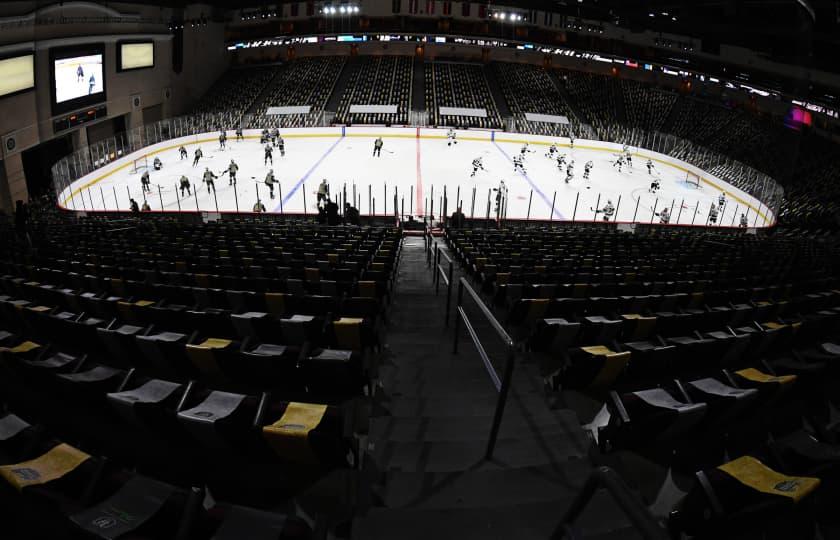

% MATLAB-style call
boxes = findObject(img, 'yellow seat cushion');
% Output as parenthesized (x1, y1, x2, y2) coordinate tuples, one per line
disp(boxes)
(263, 402, 328, 463)
(736, 368, 796, 386)
(0, 443, 91, 491)
(718, 456, 819, 503)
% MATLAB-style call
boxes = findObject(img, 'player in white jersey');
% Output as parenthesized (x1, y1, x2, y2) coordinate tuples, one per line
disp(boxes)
(470, 157, 485, 177)
(447, 128, 457, 146)
(583, 161, 593, 180)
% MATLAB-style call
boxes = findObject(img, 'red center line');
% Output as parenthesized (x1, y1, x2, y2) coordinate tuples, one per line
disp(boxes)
(415, 128, 423, 215)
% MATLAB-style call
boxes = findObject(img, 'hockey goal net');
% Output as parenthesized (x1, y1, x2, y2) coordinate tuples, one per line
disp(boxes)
(130, 156, 148, 175)
(685, 171, 701, 189)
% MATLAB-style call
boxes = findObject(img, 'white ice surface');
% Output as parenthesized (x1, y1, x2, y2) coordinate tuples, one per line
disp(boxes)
(60, 127, 773, 227)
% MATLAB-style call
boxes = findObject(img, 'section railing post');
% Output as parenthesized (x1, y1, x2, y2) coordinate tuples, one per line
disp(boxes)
(453, 279, 464, 354)
(445, 261, 453, 327)
(486, 343, 515, 460)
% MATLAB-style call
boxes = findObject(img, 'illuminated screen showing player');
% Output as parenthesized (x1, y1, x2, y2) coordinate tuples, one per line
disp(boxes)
(54, 54, 104, 103)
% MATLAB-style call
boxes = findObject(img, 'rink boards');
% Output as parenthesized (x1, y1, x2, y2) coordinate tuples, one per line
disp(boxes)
(58, 126, 774, 227)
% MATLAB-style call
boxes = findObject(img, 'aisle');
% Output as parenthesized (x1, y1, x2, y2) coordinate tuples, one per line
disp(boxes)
(354, 236, 637, 539)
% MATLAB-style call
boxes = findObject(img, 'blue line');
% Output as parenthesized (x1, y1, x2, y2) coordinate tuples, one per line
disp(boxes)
(492, 142, 565, 220)
(274, 136, 343, 212)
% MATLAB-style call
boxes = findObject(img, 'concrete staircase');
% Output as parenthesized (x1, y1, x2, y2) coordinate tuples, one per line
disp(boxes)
(352, 237, 638, 539)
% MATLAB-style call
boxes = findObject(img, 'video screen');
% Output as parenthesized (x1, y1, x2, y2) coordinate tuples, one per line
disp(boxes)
(54, 53, 103, 104)
(119, 42, 154, 71)
(0, 54, 34, 98)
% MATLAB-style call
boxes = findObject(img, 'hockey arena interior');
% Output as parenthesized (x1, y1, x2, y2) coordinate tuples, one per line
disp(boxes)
(2, 1, 840, 539)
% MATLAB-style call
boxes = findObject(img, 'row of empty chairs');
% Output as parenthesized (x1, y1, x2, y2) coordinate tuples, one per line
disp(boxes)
(424, 62, 502, 130)
(335, 56, 413, 125)
(248, 56, 345, 129)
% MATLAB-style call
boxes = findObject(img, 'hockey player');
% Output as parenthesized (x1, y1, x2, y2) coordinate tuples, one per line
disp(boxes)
(447, 128, 457, 146)
(569, 133, 575, 149)
(659, 207, 671, 224)
(260, 128, 270, 145)
(513, 155, 526, 173)
(612, 155, 624, 172)
(470, 157, 485, 178)
(520, 143, 534, 159)
(179, 175, 191, 197)
(597, 200, 615, 222)
(317, 179, 329, 205)
(129, 198, 139, 213)
(253, 199, 266, 213)
(192, 148, 203, 167)
(235, 126, 244, 142)
(718, 192, 726, 210)
(556, 154, 567, 170)
(140, 170, 151, 193)
(625, 151, 633, 168)
(373, 137, 384, 157)
(649, 177, 661, 194)
(203, 167, 217, 194)
(228, 159, 239, 186)
(546, 144, 558, 159)
(88, 74, 96, 95)
(565, 167, 574, 184)
(271, 127, 280, 147)
(708, 204, 719, 225)
(219, 131, 227, 150)
(76, 65, 84, 82)
(153, 157, 162, 171)
(264, 144, 273, 166)
(583, 161, 593, 181)
(264, 169, 277, 199)
(739, 213, 748, 228)
(179, 146, 188, 160)
(646, 159, 655, 175)
(141, 200, 151, 212)
(277, 135, 285, 157)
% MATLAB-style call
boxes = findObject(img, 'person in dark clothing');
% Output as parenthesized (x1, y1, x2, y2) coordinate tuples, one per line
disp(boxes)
(129, 198, 140, 213)
(344, 202, 360, 225)
(326, 198, 339, 225)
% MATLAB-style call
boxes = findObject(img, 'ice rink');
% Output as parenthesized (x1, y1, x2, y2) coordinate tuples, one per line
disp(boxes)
(59, 127, 774, 227)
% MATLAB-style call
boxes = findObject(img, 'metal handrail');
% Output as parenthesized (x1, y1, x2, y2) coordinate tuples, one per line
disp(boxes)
(452, 277, 516, 459)
(550, 466, 668, 540)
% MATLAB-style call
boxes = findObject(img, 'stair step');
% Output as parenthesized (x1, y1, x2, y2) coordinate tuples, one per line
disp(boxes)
(354, 494, 635, 540)
(368, 434, 590, 473)
(369, 410, 583, 443)
(378, 463, 589, 509)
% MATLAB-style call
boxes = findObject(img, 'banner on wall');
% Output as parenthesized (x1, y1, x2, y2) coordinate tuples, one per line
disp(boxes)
(438, 107, 487, 117)
(267, 106, 312, 115)
(349, 105, 398, 114)
(525, 113, 570, 124)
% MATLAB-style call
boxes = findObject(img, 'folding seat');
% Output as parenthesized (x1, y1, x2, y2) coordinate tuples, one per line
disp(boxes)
(135, 331, 193, 380)
(673, 455, 820, 539)
(703, 331, 751, 368)
(623, 340, 678, 379)
(260, 400, 351, 465)
(177, 389, 263, 452)
(581, 316, 623, 345)
(106, 378, 184, 431)
(0, 442, 98, 502)
(598, 388, 706, 454)
(236, 342, 304, 392)
(185, 337, 242, 387)
(682, 377, 760, 436)
(620, 314, 657, 341)
(0, 413, 39, 463)
(552, 345, 631, 394)
(529, 318, 581, 377)
(68, 475, 202, 539)
(95, 322, 148, 370)
(297, 295, 339, 317)
(184, 308, 236, 339)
